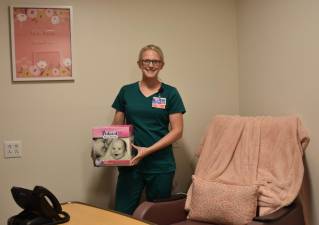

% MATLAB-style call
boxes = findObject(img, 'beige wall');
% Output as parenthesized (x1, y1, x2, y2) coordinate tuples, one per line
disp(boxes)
(0, 0, 239, 223)
(238, 0, 319, 225)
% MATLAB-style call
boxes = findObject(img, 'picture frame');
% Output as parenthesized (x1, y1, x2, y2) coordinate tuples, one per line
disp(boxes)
(9, 5, 74, 81)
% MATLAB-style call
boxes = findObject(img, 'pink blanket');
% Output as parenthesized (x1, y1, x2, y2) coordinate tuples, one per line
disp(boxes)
(186, 115, 310, 216)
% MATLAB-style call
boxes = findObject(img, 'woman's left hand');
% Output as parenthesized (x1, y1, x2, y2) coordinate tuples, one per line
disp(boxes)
(130, 144, 149, 166)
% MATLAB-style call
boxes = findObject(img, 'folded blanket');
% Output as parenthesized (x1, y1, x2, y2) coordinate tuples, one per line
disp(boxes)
(186, 115, 310, 221)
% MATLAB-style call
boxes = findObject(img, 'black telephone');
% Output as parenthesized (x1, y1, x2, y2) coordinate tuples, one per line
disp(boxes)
(8, 186, 70, 225)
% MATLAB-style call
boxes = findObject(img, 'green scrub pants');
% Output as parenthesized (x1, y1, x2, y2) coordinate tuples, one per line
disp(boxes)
(114, 168, 175, 215)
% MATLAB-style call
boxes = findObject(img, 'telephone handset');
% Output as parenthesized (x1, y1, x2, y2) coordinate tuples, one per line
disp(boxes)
(8, 186, 70, 225)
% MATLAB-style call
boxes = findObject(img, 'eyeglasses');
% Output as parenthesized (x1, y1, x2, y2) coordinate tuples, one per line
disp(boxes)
(140, 59, 163, 67)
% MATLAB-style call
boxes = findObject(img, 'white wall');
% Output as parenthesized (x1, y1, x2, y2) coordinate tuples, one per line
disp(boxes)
(238, 1, 319, 225)
(0, 0, 239, 223)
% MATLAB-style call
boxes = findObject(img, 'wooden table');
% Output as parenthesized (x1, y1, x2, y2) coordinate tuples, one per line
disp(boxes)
(62, 202, 154, 225)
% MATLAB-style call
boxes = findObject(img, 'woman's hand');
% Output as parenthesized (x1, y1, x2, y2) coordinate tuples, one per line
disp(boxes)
(130, 144, 149, 166)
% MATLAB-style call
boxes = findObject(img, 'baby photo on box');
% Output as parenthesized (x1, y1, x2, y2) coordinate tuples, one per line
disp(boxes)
(91, 125, 134, 166)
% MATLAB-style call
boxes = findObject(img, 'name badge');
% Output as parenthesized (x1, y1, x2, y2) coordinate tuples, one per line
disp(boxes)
(152, 97, 166, 109)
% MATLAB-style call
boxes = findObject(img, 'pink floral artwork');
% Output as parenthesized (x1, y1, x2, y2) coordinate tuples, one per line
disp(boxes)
(11, 6, 73, 81)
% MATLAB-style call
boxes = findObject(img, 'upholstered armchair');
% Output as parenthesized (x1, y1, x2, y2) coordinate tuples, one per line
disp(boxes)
(133, 115, 309, 225)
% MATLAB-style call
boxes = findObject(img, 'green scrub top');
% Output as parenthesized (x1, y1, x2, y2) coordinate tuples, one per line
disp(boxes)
(112, 82, 186, 173)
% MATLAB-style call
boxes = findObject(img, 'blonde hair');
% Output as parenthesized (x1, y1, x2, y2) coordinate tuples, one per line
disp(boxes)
(138, 44, 164, 62)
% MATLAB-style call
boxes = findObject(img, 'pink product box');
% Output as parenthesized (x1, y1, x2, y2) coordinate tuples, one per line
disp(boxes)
(92, 125, 134, 166)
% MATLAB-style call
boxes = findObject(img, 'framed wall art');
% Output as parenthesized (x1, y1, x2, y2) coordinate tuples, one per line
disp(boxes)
(10, 6, 74, 81)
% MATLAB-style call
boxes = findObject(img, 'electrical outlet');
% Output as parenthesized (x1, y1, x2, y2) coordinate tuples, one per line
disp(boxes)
(4, 141, 22, 158)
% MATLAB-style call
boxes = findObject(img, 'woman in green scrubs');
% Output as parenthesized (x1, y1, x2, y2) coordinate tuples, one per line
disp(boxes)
(111, 44, 186, 215)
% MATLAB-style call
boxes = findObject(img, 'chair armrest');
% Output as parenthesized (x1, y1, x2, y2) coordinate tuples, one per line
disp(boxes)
(253, 203, 295, 222)
(252, 199, 304, 225)
(133, 194, 188, 225)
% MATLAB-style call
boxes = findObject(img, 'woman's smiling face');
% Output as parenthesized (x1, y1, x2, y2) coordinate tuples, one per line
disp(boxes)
(138, 49, 164, 79)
